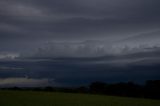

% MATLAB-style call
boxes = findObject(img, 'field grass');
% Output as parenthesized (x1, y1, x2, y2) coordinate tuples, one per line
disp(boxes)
(0, 91, 160, 106)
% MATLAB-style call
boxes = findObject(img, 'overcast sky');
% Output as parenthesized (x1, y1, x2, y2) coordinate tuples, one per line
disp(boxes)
(0, 0, 160, 54)
(1, 0, 160, 87)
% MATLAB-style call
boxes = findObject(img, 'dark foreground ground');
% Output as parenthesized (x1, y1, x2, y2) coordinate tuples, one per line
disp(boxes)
(0, 91, 160, 106)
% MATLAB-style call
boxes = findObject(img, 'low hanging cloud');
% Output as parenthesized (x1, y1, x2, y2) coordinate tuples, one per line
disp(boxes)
(19, 40, 110, 58)
(18, 38, 160, 59)
(0, 52, 19, 60)
(19, 40, 133, 58)
(16, 40, 160, 68)
(0, 66, 24, 70)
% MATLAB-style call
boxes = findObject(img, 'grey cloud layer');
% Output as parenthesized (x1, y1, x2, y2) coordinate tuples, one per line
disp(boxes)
(1, 0, 160, 87)
(1, 0, 160, 53)
(17, 40, 160, 68)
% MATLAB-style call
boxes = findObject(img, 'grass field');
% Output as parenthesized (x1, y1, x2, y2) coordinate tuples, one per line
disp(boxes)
(0, 91, 160, 106)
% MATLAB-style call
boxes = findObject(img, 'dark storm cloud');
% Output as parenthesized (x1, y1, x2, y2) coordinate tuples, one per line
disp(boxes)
(1, 0, 160, 47)
(1, 48, 160, 86)
(1, 0, 160, 87)
(1, 43, 160, 87)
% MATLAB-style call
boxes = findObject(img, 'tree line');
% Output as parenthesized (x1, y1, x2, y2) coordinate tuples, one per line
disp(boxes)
(1, 80, 160, 99)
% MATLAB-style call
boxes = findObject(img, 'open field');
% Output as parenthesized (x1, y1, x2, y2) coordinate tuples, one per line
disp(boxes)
(0, 91, 160, 106)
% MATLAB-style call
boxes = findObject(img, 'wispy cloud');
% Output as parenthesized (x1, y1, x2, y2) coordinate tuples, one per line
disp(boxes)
(0, 1, 49, 20)
(0, 66, 24, 70)
(0, 52, 19, 60)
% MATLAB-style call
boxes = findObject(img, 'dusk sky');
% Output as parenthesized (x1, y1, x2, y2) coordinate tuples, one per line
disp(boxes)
(0, 0, 160, 87)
